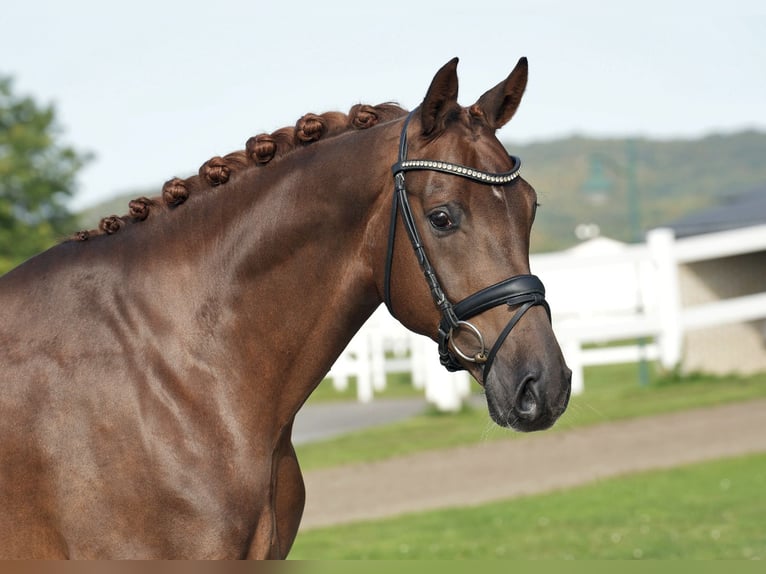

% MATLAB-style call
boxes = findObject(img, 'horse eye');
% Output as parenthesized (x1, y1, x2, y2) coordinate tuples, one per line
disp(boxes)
(428, 210, 454, 230)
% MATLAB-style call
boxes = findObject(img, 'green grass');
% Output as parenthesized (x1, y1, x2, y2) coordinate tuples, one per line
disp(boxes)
(307, 370, 422, 403)
(295, 364, 766, 471)
(290, 452, 766, 559)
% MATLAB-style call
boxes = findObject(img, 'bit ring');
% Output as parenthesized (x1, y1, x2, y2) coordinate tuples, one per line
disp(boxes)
(449, 320, 488, 364)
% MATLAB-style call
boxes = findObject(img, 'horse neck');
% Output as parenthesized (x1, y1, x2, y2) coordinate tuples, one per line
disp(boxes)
(151, 123, 399, 415)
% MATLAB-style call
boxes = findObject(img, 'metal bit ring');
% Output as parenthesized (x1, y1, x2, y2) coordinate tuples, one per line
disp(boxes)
(449, 320, 488, 364)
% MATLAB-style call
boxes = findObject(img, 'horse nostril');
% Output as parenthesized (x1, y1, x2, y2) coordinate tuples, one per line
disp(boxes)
(519, 385, 536, 414)
(515, 376, 540, 417)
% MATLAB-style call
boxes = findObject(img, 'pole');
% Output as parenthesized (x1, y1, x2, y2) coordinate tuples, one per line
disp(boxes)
(625, 139, 649, 386)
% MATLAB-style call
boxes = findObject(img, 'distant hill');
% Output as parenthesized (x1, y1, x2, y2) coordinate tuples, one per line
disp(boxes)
(77, 130, 766, 253)
(508, 130, 766, 252)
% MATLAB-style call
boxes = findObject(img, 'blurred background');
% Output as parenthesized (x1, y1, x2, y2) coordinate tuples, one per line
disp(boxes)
(1, 0, 764, 560)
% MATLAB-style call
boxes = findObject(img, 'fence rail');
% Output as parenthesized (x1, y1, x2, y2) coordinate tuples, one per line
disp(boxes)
(327, 224, 766, 408)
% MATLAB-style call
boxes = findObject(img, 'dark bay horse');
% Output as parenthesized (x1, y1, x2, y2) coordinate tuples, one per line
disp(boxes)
(0, 58, 571, 558)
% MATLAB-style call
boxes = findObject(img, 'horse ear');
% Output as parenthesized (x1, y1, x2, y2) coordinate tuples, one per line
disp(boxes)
(472, 57, 528, 130)
(420, 57, 460, 136)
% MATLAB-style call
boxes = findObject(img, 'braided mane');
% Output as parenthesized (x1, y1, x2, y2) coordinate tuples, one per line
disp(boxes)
(72, 103, 407, 241)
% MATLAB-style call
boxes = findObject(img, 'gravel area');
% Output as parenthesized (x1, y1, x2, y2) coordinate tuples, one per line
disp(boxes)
(298, 399, 766, 530)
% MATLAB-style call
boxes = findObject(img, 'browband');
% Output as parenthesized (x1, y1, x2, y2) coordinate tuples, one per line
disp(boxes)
(392, 157, 521, 185)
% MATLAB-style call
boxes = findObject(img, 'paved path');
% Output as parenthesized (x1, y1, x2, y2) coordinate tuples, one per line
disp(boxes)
(293, 397, 431, 445)
(298, 399, 766, 530)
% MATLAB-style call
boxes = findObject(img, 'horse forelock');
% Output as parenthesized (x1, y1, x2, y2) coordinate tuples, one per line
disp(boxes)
(70, 103, 408, 242)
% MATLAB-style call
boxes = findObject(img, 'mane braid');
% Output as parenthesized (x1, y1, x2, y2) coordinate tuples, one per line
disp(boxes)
(70, 103, 407, 242)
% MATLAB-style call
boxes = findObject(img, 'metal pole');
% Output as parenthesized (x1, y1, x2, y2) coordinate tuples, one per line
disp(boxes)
(625, 139, 649, 386)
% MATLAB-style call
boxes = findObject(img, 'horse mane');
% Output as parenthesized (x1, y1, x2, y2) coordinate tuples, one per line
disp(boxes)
(71, 103, 408, 241)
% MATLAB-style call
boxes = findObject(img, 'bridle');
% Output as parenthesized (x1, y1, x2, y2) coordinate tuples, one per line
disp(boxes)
(384, 111, 551, 380)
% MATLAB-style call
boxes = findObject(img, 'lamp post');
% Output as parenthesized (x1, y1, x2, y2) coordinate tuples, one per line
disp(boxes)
(581, 139, 650, 386)
(581, 155, 611, 206)
(581, 140, 642, 242)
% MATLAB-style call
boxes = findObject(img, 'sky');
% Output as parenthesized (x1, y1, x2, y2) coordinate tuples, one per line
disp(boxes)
(2, 0, 764, 210)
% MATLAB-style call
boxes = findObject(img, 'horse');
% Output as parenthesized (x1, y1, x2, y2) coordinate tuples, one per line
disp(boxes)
(0, 57, 571, 559)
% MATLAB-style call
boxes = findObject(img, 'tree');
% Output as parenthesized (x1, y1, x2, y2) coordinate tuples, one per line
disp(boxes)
(0, 76, 90, 274)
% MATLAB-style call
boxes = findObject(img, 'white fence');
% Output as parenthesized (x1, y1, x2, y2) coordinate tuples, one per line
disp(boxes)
(538, 225, 766, 395)
(326, 308, 472, 411)
(327, 224, 766, 408)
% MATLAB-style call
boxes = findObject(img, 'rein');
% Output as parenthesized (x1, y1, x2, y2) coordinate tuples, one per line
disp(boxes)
(384, 111, 551, 379)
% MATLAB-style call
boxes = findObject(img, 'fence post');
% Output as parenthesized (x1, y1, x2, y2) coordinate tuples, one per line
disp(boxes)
(354, 332, 374, 403)
(409, 332, 428, 390)
(369, 328, 387, 393)
(328, 342, 353, 392)
(419, 339, 466, 411)
(647, 227, 682, 369)
(562, 338, 585, 395)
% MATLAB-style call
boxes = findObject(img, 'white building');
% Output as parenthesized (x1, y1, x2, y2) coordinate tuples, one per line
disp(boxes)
(664, 187, 766, 375)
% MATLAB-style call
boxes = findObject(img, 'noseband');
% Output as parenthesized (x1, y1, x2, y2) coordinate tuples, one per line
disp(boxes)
(384, 111, 551, 379)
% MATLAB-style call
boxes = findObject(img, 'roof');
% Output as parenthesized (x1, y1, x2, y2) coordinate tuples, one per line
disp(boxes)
(566, 236, 627, 256)
(665, 187, 766, 238)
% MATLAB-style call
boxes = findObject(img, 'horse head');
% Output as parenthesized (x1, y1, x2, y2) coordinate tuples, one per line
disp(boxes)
(381, 58, 572, 431)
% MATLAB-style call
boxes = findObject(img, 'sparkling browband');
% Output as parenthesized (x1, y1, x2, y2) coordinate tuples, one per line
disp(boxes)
(392, 155, 522, 185)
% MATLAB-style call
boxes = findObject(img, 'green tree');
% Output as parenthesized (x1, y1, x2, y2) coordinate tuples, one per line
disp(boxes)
(0, 76, 90, 273)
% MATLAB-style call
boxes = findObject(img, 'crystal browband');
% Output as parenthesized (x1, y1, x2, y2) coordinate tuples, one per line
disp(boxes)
(392, 155, 522, 185)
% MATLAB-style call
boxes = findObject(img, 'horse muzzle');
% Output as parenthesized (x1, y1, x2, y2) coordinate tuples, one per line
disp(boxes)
(484, 355, 572, 432)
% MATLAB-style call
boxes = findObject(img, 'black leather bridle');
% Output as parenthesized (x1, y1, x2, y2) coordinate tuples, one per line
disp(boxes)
(384, 111, 552, 379)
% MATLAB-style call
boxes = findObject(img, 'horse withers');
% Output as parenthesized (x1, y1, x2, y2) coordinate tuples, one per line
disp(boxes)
(0, 57, 571, 558)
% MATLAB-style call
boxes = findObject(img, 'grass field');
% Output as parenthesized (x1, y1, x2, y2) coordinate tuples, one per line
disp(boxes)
(289, 452, 766, 559)
(295, 364, 766, 471)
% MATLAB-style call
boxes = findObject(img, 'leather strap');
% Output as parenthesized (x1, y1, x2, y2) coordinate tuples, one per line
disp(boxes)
(383, 110, 551, 379)
(452, 274, 549, 322)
